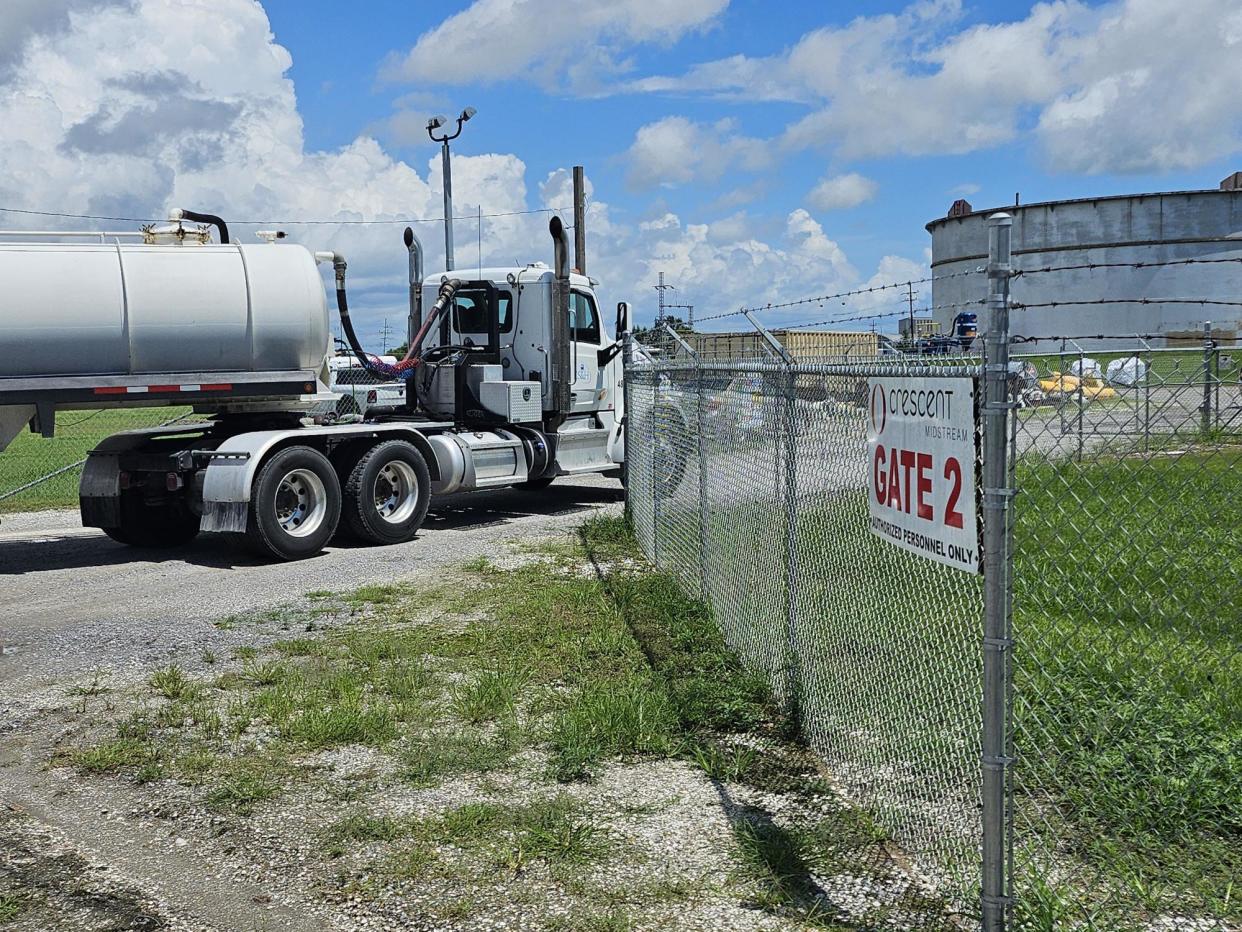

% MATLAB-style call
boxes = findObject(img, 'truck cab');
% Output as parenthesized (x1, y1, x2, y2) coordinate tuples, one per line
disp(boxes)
(417, 262, 625, 481)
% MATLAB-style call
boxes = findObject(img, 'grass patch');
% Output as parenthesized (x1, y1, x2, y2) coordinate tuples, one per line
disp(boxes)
(204, 763, 281, 814)
(328, 795, 605, 872)
(149, 665, 200, 701)
(0, 892, 23, 922)
(549, 676, 679, 781)
(1014, 449, 1242, 918)
(399, 726, 518, 787)
(451, 666, 530, 723)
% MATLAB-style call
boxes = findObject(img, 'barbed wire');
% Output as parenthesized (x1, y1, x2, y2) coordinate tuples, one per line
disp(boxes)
(781, 309, 907, 330)
(695, 269, 985, 325)
(0, 205, 571, 226)
(1012, 256, 1242, 277)
(1012, 297, 1242, 310)
(1011, 333, 1242, 344)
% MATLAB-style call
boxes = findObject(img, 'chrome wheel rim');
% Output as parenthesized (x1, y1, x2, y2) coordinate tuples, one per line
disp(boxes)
(373, 460, 418, 524)
(274, 468, 327, 538)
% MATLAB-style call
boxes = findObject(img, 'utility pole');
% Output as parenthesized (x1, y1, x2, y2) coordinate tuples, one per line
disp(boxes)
(572, 165, 587, 275)
(426, 106, 477, 272)
(654, 272, 675, 326)
(380, 318, 393, 352)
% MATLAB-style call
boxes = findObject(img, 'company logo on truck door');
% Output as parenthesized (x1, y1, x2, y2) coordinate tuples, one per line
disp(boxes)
(866, 375, 981, 574)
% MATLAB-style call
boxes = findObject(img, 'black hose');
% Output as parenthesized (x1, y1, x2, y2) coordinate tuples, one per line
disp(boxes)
(178, 209, 230, 245)
(332, 257, 377, 376)
(334, 255, 461, 382)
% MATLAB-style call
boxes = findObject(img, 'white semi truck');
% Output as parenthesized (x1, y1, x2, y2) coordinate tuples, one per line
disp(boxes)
(0, 209, 640, 560)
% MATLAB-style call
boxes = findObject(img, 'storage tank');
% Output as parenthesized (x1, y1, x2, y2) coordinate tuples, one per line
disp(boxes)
(0, 240, 330, 378)
(927, 180, 1242, 349)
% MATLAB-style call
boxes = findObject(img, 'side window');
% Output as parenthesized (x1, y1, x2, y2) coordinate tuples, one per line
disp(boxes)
(452, 290, 513, 334)
(569, 291, 601, 345)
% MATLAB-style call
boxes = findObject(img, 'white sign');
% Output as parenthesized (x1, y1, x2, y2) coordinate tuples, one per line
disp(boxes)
(866, 376, 981, 573)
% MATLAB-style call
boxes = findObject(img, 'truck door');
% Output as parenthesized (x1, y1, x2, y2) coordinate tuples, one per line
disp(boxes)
(569, 290, 604, 413)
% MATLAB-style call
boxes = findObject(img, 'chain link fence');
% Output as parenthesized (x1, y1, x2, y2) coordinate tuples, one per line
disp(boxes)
(1008, 341, 1241, 930)
(626, 352, 989, 922)
(0, 407, 208, 513)
(625, 230, 1240, 929)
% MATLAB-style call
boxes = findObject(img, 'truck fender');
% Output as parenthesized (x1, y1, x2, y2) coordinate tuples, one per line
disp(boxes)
(199, 423, 439, 534)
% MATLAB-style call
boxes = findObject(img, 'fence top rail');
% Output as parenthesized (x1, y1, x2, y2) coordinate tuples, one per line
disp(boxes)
(627, 355, 985, 378)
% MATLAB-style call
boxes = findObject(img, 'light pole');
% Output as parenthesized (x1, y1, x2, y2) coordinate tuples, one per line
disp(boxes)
(426, 107, 476, 272)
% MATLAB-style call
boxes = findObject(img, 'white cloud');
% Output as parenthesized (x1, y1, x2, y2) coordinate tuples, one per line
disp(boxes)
(385, 0, 727, 91)
(622, 116, 771, 189)
(807, 173, 878, 211)
(628, 0, 1242, 174)
(0, 0, 925, 340)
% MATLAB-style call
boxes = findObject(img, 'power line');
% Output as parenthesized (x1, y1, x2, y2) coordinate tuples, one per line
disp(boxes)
(0, 205, 571, 226)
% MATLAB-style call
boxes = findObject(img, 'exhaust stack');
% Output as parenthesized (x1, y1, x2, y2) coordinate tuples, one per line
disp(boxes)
(404, 226, 423, 349)
(548, 216, 572, 430)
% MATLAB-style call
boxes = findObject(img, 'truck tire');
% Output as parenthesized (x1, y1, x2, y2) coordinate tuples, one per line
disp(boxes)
(102, 493, 200, 549)
(513, 476, 555, 491)
(244, 446, 342, 560)
(342, 440, 431, 545)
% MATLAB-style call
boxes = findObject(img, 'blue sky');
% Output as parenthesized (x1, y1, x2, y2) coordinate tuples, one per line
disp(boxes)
(1, 0, 1239, 341)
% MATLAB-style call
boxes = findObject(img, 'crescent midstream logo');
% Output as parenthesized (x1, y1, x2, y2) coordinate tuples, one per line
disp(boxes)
(869, 383, 887, 438)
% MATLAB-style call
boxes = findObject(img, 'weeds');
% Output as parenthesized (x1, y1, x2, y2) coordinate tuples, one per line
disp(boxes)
(0, 892, 23, 922)
(149, 665, 199, 701)
(204, 764, 280, 814)
(452, 667, 530, 723)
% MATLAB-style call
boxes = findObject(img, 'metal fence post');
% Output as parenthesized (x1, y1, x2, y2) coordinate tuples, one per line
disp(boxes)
(1202, 321, 1214, 435)
(622, 328, 634, 526)
(652, 369, 662, 568)
(982, 212, 1015, 932)
(782, 359, 801, 723)
(697, 358, 710, 601)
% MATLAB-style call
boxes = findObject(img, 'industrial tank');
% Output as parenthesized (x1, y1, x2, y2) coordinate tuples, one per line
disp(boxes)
(0, 242, 330, 378)
(926, 185, 1242, 349)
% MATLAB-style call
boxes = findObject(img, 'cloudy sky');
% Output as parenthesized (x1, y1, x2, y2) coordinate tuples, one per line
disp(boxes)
(1, 0, 1240, 344)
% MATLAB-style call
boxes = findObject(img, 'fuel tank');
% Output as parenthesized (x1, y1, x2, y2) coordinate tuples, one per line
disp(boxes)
(0, 242, 330, 378)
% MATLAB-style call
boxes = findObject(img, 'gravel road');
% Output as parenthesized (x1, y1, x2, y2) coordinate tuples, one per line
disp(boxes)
(0, 475, 621, 692)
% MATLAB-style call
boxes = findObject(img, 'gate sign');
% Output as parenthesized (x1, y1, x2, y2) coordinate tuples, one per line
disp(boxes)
(867, 376, 981, 574)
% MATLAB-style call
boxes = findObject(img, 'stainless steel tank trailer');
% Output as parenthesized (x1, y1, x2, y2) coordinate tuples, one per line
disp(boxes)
(0, 209, 643, 560)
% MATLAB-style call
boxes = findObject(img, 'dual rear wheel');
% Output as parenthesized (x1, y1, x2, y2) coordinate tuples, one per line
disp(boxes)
(239, 441, 430, 561)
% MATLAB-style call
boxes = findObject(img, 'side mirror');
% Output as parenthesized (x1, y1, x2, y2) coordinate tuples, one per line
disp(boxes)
(615, 301, 629, 336)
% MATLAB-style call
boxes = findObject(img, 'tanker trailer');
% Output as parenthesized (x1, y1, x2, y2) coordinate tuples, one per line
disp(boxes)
(0, 209, 333, 456)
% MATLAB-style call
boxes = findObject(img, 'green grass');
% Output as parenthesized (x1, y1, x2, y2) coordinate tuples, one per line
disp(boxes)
(0, 892, 23, 922)
(1012, 448, 1242, 919)
(0, 406, 195, 512)
(451, 666, 530, 723)
(399, 727, 519, 787)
